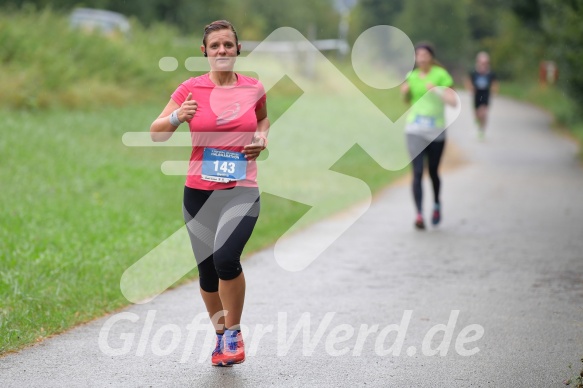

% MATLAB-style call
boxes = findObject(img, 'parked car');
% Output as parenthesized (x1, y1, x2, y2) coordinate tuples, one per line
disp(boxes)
(69, 8, 130, 39)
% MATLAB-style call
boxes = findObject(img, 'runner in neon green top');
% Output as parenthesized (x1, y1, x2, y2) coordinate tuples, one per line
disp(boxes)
(406, 65, 454, 137)
(400, 43, 457, 230)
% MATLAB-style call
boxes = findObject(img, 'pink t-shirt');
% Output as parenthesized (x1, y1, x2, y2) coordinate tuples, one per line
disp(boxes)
(171, 73, 267, 190)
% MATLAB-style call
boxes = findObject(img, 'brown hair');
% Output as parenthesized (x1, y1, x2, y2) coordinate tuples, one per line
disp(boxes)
(202, 20, 239, 48)
(415, 42, 435, 58)
(414, 41, 444, 68)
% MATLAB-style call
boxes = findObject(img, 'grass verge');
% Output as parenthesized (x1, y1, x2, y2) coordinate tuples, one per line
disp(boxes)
(500, 82, 583, 157)
(0, 90, 408, 354)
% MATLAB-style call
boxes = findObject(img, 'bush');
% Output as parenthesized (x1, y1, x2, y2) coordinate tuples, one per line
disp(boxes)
(0, 7, 192, 110)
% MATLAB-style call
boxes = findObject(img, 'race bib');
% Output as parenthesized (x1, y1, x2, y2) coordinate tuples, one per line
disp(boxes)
(475, 75, 489, 90)
(201, 148, 247, 183)
(414, 115, 436, 128)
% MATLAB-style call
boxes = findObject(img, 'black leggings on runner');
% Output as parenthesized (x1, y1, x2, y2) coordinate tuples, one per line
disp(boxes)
(182, 186, 260, 293)
(409, 138, 445, 213)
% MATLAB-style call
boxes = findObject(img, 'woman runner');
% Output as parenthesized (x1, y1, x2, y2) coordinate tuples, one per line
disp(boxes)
(400, 42, 458, 229)
(150, 20, 269, 366)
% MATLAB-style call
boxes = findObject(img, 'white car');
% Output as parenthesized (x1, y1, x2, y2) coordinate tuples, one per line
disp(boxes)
(69, 8, 130, 39)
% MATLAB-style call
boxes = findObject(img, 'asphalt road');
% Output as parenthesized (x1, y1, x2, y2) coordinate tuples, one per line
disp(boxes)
(1, 93, 582, 387)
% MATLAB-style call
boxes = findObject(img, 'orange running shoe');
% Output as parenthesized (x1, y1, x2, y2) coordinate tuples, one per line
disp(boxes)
(211, 333, 228, 367)
(222, 329, 245, 365)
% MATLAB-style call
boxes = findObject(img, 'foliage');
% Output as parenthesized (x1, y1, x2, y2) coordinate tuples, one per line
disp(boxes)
(392, 0, 471, 69)
(501, 0, 583, 124)
(0, 0, 340, 38)
(0, 7, 193, 110)
(479, 10, 546, 80)
(510, 0, 543, 31)
(349, 0, 404, 42)
(540, 0, 583, 109)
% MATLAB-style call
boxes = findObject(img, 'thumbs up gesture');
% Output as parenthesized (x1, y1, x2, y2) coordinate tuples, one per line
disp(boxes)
(179, 92, 198, 122)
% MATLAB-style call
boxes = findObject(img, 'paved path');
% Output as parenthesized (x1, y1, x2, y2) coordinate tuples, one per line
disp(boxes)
(1, 94, 583, 387)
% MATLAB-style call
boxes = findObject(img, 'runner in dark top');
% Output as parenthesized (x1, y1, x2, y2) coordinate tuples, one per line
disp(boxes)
(465, 52, 499, 140)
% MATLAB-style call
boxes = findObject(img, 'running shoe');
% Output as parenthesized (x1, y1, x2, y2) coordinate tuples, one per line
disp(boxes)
(211, 333, 227, 367)
(221, 329, 245, 365)
(432, 204, 441, 226)
(414, 214, 425, 230)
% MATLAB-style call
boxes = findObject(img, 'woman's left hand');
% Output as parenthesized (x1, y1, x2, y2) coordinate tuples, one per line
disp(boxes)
(243, 136, 267, 160)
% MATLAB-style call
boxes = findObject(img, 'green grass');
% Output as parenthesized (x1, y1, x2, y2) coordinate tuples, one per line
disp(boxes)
(0, 104, 183, 351)
(0, 91, 408, 355)
(500, 81, 583, 157)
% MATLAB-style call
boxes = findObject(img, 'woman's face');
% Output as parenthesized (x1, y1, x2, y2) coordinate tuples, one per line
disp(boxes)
(202, 29, 240, 71)
(415, 48, 432, 69)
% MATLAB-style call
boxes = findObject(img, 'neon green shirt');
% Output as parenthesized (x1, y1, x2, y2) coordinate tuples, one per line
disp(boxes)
(406, 65, 454, 130)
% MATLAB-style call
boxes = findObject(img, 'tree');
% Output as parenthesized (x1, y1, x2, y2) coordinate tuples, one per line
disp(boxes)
(354, 0, 404, 30)
(540, 0, 583, 108)
(510, 0, 542, 31)
(466, 0, 505, 42)
(392, 0, 471, 70)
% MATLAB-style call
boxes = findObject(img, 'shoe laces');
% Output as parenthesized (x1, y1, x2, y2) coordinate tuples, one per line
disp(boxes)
(213, 334, 223, 355)
(225, 330, 240, 352)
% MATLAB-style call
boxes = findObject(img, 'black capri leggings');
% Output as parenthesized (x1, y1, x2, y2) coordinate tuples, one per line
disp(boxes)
(183, 186, 260, 293)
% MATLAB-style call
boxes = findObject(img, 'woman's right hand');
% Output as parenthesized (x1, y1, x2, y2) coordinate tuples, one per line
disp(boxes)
(179, 93, 198, 122)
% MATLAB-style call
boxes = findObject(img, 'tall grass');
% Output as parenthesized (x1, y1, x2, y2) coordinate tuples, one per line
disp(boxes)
(0, 7, 196, 110)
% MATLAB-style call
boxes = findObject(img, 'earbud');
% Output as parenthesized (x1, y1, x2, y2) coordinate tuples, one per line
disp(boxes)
(203, 51, 239, 57)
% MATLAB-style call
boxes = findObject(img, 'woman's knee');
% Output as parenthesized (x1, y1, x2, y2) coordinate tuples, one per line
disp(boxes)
(428, 166, 440, 180)
(197, 257, 219, 292)
(213, 247, 243, 281)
